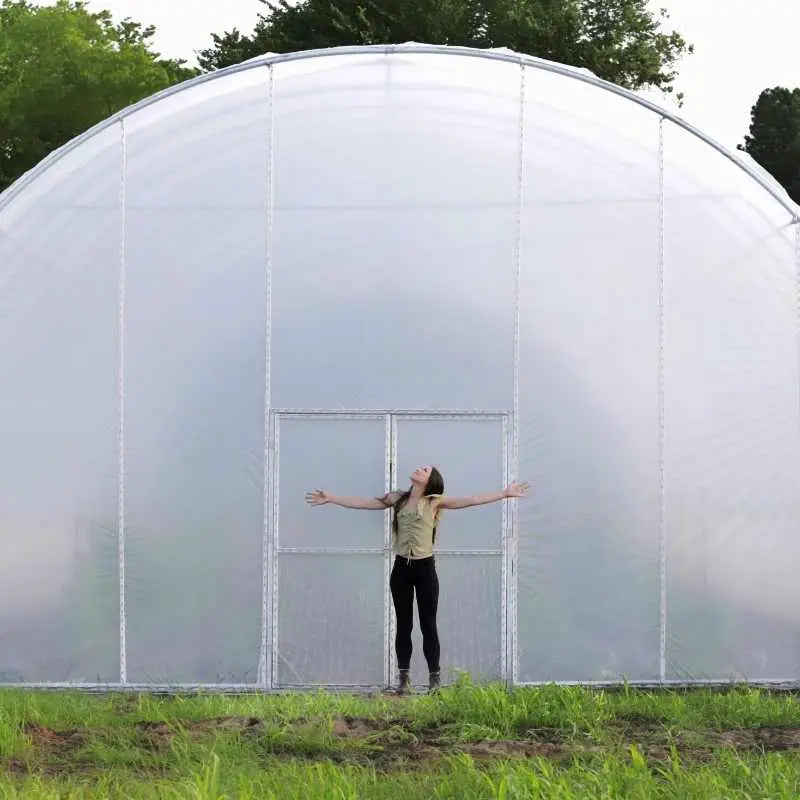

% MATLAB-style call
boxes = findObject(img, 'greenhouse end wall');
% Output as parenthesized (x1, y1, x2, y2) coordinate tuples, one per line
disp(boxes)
(0, 45, 799, 689)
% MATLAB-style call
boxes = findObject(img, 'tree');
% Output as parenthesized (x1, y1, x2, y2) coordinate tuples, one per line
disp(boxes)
(198, 0, 690, 93)
(739, 87, 800, 205)
(0, 0, 197, 193)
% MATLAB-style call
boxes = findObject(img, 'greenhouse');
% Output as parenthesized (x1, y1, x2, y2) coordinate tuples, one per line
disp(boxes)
(0, 44, 798, 691)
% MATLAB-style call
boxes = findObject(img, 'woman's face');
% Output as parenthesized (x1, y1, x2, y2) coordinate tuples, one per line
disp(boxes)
(410, 465, 433, 486)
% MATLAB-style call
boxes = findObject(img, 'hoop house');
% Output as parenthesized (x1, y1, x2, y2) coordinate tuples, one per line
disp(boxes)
(1, 44, 799, 690)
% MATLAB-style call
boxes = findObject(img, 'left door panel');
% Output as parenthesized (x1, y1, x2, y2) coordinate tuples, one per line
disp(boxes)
(274, 415, 388, 686)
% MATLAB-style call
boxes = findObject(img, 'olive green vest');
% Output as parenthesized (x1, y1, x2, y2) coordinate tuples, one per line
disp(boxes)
(394, 495, 442, 559)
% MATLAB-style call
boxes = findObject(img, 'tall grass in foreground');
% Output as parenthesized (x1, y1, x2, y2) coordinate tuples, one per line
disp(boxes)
(1, 750, 800, 799)
(3, 682, 799, 736)
(1, 684, 800, 799)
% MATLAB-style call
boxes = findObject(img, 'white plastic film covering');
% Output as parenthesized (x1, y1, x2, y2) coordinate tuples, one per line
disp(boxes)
(2, 46, 799, 688)
(276, 553, 384, 685)
(269, 54, 519, 411)
(122, 70, 270, 683)
(517, 72, 662, 682)
(662, 121, 800, 681)
(0, 125, 121, 682)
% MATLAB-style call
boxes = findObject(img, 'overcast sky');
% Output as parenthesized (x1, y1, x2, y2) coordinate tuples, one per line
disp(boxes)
(45, 0, 800, 151)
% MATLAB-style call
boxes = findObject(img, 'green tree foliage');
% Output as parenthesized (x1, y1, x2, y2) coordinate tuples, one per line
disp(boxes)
(198, 0, 690, 92)
(0, 0, 197, 193)
(739, 87, 800, 205)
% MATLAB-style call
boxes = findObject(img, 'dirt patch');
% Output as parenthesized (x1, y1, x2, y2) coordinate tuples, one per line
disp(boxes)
(9, 718, 800, 776)
(613, 712, 667, 730)
(132, 721, 174, 752)
(137, 716, 264, 752)
(23, 723, 89, 751)
(619, 724, 800, 763)
(331, 716, 387, 737)
(17, 717, 263, 765)
(524, 727, 570, 743)
(463, 740, 569, 759)
(2, 758, 29, 775)
(711, 727, 800, 751)
(188, 716, 262, 733)
(327, 719, 585, 766)
(329, 715, 442, 743)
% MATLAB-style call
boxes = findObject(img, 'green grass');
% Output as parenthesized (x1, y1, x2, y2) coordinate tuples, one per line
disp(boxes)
(1, 682, 800, 798)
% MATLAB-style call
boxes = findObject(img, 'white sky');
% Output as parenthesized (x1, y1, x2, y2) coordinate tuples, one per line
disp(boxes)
(43, 0, 800, 151)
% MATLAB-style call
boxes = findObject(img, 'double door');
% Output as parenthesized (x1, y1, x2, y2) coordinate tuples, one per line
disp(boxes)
(267, 410, 514, 688)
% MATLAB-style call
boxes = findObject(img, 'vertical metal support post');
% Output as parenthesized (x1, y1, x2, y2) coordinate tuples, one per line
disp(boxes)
(117, 118, 128, 686)
(387, 417, 399, 685)
(510, 61, 527, 686)
(500, 415, 510, 684)
(270, 417, 281, 687)
(383, 414, 393, 689)
(260, 64, 276, 689)
(658, 117, 667, 683)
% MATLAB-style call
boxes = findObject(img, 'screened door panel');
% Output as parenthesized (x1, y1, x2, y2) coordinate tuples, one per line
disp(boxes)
(393, 415, 508, 685)
(276, 553, 384, 686)
(394, 417, 506, 550)
(406, 554, 503, 684)
(278, 416, 387, 549)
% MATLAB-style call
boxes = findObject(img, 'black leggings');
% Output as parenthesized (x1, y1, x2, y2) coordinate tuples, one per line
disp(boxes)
(390, 555, 440, 673)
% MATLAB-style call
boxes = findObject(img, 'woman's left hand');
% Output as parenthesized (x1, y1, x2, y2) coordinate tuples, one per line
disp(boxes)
(504, 481, 530, 498)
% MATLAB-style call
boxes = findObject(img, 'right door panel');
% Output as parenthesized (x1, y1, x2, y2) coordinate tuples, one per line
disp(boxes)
(394, 416, 506, 550)
(393, 415, 507, 684)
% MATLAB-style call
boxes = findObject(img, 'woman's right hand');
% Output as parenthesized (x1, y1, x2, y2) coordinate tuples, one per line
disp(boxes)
(305, 489, 330, 506)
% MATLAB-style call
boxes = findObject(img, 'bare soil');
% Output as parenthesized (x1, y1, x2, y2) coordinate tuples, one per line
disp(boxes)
(6, 716, 800, 776)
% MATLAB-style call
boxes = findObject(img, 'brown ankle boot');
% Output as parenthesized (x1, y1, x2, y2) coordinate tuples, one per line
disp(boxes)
(428, 671, 441, 694)
(396, 669, 412, 696)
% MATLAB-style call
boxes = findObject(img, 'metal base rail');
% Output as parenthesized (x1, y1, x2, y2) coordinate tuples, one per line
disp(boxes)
(3, 679, 800, 694)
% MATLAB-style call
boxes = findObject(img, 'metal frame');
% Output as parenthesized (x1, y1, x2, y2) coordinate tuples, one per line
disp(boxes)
(270, 409, 512, 689)
(5, 676, 800, 693)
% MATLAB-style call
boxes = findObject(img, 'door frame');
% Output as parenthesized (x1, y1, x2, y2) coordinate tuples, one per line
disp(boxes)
(266, 408, 514, 689)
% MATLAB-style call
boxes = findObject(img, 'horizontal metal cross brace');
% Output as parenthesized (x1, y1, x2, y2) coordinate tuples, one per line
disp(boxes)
(276, 547, 503, 556)
(273, 408, 509, 418)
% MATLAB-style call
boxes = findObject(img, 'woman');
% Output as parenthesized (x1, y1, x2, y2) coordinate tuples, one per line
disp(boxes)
(305, 466, 529, 694)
